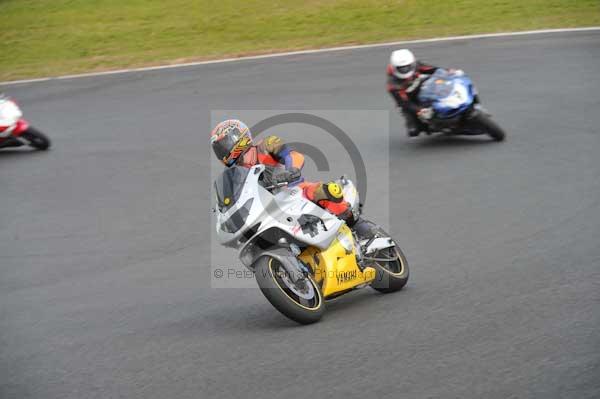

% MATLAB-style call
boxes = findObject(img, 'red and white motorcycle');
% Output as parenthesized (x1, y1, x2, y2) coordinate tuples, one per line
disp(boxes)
(0, 95, 51, 150)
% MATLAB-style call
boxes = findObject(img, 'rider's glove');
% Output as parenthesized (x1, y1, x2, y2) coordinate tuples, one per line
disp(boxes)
(280, 167, 301, 184)
(417, 107, 434, 121)
(265, 166, 301, 186)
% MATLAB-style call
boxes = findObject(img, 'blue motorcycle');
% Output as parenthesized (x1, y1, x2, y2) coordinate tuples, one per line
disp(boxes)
(417, 69, 506, 141)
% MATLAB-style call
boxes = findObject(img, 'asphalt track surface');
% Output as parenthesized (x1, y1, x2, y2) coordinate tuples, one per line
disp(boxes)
(1, 31, 600, 399)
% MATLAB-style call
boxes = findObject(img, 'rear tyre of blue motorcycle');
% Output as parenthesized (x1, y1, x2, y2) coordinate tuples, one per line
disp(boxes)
(471, 113, 506, 142)
(21, 127, 51, 150)
(254, 256, 325, 324)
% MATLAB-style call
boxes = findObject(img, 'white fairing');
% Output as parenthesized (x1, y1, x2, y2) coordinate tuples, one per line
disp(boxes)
(0, 99, 22, 136)
(341, 176, 360, 218)
(214, 165, 361, 263)
(440, 81, 469, 109)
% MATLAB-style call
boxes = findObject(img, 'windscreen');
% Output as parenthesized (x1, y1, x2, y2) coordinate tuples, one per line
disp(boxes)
(214, 166, 249, 212)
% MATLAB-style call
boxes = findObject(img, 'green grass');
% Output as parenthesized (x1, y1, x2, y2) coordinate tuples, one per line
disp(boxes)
(1, 0, 598, 81)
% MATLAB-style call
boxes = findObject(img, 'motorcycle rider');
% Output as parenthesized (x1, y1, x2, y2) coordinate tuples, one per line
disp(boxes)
(210, 119, 353, 222)
(386, 49, 442, 137)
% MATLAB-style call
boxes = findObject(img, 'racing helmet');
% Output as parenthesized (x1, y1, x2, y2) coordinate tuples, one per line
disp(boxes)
(210, 119, 253, 166)
(390, 49, 417, 79)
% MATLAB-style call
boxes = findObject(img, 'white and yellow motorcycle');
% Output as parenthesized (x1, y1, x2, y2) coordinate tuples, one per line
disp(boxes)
(214, 165, 409, 324)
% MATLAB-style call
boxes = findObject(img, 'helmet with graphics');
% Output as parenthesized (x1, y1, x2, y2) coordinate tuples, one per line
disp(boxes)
(210, 119, 253, 166)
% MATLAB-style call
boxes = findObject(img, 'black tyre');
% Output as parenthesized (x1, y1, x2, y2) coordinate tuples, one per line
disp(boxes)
(21, 127, 51, 150)
(354, 219, 409, 293)
(369, 245, 410, 293)
(470, 113, 506, 141)
(254, 257, 325, 324)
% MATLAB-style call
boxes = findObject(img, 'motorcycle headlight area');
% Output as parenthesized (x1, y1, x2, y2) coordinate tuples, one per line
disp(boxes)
(441, 84, 468, 108)
(220, 198, 254, 234)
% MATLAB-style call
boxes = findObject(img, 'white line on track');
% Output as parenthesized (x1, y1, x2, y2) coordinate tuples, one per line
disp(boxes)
(2, 27, 599, 86)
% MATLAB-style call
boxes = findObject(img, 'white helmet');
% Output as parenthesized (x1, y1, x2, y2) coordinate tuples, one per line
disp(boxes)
(390, 49, 416, 79)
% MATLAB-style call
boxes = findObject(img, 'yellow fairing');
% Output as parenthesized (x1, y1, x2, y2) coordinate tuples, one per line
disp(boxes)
(298, 225, 376, 298)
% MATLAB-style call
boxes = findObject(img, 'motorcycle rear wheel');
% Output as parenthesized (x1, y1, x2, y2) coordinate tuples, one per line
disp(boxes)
(21, 127, 51, 150)
(254, 257, 325, 324)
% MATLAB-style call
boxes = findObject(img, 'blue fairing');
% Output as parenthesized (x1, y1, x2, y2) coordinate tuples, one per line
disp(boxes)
(418, 69, 475, 119)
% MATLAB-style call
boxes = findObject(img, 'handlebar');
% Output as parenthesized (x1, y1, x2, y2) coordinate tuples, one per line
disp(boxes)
(263, 181, 289, 190)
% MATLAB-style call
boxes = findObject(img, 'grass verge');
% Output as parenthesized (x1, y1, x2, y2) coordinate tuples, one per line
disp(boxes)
(1, 0, 599, 81)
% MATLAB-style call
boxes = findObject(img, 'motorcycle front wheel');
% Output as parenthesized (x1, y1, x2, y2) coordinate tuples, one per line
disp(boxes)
(354, 219, 410, 293)
(467, 113, 506, 141)
(369, 245, 410, 293)
(21, 127, 51, 150)
(254, 257, 325, 324)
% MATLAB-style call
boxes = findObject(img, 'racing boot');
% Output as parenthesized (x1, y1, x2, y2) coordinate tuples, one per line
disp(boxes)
(403, 111, 424, 137)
